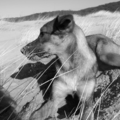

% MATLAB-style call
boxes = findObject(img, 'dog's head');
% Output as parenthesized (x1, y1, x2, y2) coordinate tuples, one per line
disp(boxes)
(21, 14, 76, 61)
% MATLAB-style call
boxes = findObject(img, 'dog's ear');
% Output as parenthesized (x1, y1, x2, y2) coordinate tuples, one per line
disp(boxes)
(54, 14, 74, 33)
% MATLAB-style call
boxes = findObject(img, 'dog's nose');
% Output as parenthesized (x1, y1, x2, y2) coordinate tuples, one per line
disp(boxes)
(21, 48, 25, 55)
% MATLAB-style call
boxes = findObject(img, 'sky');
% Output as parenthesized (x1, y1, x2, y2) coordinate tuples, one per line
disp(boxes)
(0, 0, 119, 17)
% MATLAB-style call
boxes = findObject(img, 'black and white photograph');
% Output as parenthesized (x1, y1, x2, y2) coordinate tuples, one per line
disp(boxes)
(0, 0, 120, 120)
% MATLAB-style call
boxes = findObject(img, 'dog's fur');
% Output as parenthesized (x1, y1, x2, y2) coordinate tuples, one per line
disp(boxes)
(21, 15, 120, 120)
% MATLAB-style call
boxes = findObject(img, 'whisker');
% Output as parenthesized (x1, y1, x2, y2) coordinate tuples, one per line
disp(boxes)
(24, 45, 39, 58)
(31, 51, 46, 55)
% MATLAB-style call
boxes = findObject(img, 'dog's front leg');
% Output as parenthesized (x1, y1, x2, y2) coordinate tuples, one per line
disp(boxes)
(30, 79, 70, 120)
(77, 79, 95, 120)
(50, 79, 72, 119)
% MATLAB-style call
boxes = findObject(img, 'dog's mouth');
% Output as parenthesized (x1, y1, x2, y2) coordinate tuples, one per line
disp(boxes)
(27, 52, 52, 61)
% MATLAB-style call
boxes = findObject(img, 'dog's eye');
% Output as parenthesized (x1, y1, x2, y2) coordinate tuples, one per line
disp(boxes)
(59, 35, 64, 39)
(40, 32, 44, 37)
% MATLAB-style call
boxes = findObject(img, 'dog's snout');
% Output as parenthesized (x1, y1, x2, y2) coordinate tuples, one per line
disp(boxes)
(21, 47, 26, 55)
(21, 45, 33, 55)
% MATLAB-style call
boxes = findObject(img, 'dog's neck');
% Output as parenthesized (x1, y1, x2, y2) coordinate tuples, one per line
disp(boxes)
(57, 25, 96, 77)
(73, 25, 94, 60)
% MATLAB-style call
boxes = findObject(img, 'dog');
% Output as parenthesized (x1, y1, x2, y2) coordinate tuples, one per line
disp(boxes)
(21, 14, 120, 120)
